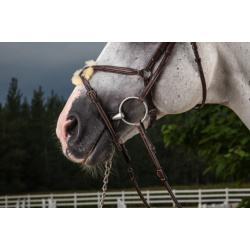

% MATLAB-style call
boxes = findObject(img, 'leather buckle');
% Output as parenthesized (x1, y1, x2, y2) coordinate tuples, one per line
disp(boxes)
(149, 109, 156, 118)
(128, 168, 135, 181)
(86, 90, 97, 101)
(166, 49, 172, 56)
(157, 168, 167, 181)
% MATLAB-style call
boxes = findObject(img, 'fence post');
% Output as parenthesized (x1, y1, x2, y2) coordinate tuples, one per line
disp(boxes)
(198, 189, 202, 208)
(122, 191, 125, 203)
(42, 199, 46, 208)
(97, 192, 100, 208)
(147, 190, 150, 206)
(16, 199, 20, 208)
(5, 195, 8, 208)
(173, 190, 176, 208)
(50, 193, 54, 208)
(27, 194, 30, 208)
(74, 193, 77, 208)
(225, 188, 229, 204)
(22, 199, 26, 208)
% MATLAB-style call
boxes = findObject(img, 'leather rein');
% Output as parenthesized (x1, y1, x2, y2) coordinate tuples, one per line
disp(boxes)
(80, 42, 207, 208)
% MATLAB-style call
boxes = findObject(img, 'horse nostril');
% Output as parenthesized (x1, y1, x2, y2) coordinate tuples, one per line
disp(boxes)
(66, 118, 78, 136)
(62, 117, 78, 140)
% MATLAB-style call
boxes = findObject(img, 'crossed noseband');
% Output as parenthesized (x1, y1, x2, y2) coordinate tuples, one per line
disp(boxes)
(78, 42, 207, 208)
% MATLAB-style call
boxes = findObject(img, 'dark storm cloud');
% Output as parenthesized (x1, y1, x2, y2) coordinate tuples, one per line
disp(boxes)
(0, 42, 107, 104)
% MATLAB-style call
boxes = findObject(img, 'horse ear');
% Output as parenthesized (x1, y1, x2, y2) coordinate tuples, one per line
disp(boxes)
(71, 69, 83, 86)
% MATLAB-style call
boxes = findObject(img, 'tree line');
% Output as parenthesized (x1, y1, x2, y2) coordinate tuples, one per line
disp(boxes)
(0, 78, 236, 195)
(162, 103, 250, 183)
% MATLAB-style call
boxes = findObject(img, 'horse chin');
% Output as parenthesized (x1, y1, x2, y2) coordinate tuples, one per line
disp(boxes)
(84, 141, 115, 167)
(84, 132, 115, 167)
(66, 129, 115, 167)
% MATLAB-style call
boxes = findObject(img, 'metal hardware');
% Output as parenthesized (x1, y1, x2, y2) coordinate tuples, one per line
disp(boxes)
(112, 112, 125, 120)
(99, 162, 112, 208)
(140, 68, 152, 79)
(149, 109, 156, 117)
(112, 97, 148, 126)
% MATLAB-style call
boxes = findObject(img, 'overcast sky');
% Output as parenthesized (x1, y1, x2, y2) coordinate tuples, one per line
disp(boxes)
(0, 42, 107, 104)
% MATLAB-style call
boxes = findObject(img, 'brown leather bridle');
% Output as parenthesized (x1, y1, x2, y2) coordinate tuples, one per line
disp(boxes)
(80, 42, 207, 208)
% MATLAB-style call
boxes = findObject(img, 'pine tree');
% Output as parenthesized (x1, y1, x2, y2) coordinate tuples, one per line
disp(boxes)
(0, 78, 27, 193)
(26, 86, 49, 191)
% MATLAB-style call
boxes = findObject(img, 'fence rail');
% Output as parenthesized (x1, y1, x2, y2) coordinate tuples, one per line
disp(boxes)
(0, 188, 249, 208)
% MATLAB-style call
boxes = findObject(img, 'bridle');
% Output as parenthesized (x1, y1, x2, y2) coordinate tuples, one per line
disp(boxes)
(79, 42, 207, 208)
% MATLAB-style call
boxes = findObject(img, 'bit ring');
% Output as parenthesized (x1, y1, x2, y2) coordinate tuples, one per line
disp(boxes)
(118, 97, 148, 126)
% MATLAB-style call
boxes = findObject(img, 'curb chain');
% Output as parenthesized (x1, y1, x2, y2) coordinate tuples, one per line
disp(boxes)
(99, 162, 112, 208)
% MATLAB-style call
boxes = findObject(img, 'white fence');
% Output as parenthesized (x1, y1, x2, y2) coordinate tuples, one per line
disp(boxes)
(0, 188, 249, 208)
(201, 202, 239, 208)
(117, 198, 127, 208)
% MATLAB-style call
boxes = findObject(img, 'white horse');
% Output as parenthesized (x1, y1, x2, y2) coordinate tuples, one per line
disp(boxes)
(56, 42, 250, 167)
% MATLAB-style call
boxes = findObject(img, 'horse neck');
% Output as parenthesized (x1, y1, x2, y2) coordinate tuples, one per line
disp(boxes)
(207, 42, 250, 130)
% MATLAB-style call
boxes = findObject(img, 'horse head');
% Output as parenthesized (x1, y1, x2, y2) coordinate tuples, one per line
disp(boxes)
(56, 43, 162, 167)
(56, 42, 250, 169)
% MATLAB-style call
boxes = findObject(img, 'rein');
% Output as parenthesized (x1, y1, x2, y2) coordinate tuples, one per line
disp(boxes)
(80, 42, 207, 208)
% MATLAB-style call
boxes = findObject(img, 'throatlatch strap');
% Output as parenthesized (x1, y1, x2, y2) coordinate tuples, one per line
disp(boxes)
(191, 42, 207, 110)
